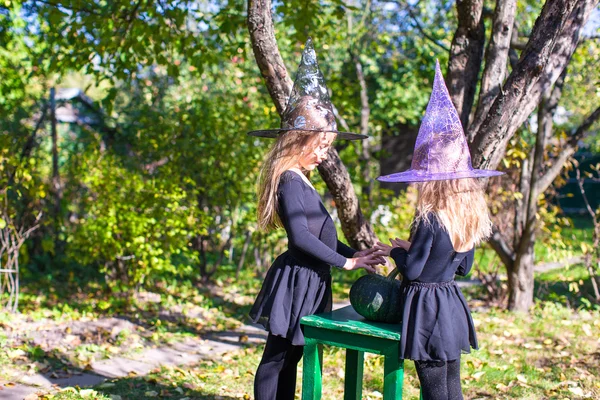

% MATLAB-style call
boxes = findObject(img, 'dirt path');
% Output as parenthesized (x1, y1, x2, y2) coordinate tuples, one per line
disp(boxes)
(0, 316, 267, 400)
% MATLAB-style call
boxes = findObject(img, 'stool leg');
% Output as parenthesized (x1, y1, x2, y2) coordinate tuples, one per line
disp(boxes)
(302, 338, 322, 400)
(344, 349, 364, 400)
(382, 346, 403, 400)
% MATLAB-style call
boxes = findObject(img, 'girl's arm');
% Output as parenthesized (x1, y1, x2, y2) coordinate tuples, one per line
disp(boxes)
(279, 177, 347, 268)
(456, 248, 475, 276)
(337, 241, 357, 258)
(389, 220, 434, 281)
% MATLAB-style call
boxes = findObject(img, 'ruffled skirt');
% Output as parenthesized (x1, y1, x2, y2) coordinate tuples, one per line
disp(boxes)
(400, 280, 478, 361)
(249, 252, 332, 346)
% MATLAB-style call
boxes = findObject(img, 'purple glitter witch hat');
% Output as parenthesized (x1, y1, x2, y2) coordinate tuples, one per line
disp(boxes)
(377, 60, 504, 183)
(248, 37, 366, 140)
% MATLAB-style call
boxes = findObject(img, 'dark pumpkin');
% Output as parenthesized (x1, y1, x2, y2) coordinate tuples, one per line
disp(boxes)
(349, 269, 402, 324)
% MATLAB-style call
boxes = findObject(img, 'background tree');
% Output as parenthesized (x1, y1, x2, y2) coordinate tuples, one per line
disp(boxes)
(445, 0, 599, 311)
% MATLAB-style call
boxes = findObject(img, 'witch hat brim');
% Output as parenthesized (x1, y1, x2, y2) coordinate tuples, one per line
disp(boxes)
(377, 168, 504, 183)
(248, 37, 366, 141)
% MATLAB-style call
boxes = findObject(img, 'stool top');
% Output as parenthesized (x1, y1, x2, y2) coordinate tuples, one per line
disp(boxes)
(300, 305, 402, 341)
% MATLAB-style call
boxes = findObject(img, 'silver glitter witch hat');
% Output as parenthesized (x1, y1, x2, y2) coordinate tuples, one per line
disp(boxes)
(248, 37, 366, 140)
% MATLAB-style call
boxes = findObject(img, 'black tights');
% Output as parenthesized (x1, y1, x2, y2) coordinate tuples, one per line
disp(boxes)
(254, 333, 304, 400)
(415, 358, 463, 400)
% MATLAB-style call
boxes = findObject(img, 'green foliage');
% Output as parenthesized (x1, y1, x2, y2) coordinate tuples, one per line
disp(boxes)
(66, 153, 203, 289)
(1, 0, 598, 299)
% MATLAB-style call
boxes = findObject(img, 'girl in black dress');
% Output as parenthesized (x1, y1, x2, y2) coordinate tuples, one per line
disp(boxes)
(375, 179, 492, 400)
(375, 61, 503, 400)
(247, 38, 381, 400)
(249, 128, 380, 399)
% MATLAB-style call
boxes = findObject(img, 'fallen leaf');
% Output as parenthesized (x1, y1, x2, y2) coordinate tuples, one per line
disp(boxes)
(145, 391, 159, 397)
(517, 374, 528, 384)
(472, 371, 486, 380)
(569, 387, 584, 396)
(496, 383, 511, 393)
(582, 324, 592, 337)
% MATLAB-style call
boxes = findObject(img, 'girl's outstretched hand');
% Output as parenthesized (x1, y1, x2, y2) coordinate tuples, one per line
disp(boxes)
(374, 238, 411, 257)
(390, 238, 411, 250)
(353, 247, 378, 258)
(373, 241, 393, 256)
(343, 254, 381, 274)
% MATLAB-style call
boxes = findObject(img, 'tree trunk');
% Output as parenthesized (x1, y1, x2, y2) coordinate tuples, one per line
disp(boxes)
(469, 0, 516, 139)
(507, 231, 535, 312)
(354, 55, 373, 207)
(447, 0, 485, 128)
(50, 88, 62, 251)
(470, 0, 588, 170)
(247, 0, 292, 115)
(247, 0, 377, 248)
(318, 149, 376, 249)
(236, 230, 252, 279)
(512, 0, 598, 130)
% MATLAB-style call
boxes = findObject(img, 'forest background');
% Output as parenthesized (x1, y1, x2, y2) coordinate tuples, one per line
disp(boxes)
(1, 0, 600, 398)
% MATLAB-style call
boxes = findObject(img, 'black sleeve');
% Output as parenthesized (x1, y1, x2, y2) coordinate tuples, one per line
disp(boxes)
(456, 248, 475, 276)
(337, 241, 357, 258)
(279, 177, 348, 268)
(389, 219, 434, 281)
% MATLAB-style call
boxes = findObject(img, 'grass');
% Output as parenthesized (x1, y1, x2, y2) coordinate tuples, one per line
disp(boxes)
(16, 300, 599, 400)
(2, 242, 600, 399)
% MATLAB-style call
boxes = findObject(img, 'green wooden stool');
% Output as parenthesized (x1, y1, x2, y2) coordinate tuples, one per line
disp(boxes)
(301, 305, 418, 400)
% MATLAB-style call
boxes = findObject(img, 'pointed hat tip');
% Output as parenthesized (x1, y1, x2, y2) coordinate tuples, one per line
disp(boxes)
(434, 59, 443, 77)
(304, 36, 314, 48)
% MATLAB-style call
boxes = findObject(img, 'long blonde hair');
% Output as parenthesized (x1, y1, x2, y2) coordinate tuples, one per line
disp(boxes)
(257, 130, 323, 231)
(414, 178, 492, 252)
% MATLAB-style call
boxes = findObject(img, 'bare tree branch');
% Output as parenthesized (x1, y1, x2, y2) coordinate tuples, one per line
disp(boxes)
(247, 0, 293, 114)
(508, 21, 520, 70)
(469, 0, 516, 139)
(406, 6, 450, 52)
(447, 0, 486, 128)
(512, 0, 598, 131)
(535, 106, 600, 194)
(386, 1, 451, 52)
(470, 0, 591, 170)
(510, 37, 528, 50)
(528, 69, 566, 205)
(488, 226, 515, 268)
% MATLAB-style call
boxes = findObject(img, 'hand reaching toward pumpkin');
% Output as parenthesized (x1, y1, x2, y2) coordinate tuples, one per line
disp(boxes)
(352, 247, 387, 265)
(374, 238, 411, 257)
(343, 253, 381, 274)
(390, 238, 410, 250)
(353, 247, 378, 258)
